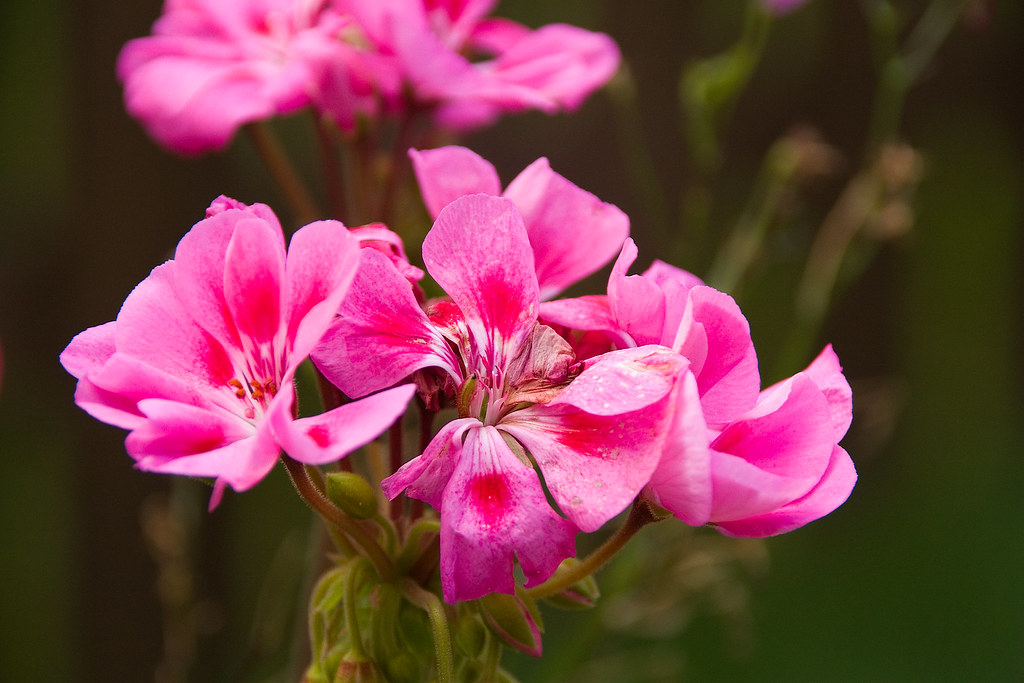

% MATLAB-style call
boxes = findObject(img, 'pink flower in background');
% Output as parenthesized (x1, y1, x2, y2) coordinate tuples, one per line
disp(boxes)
(313, 194, 685, 601)
(117, 0, 394, 154)
(61, 197, 414, 506)
(409, 146, 629, 300)
(339, 0, 621, 129)
(649, 345, 856, 536)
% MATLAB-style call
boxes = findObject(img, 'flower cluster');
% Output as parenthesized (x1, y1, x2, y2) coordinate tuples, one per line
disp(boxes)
(65, 0, 856, 675)
(117, 0, 620, 154)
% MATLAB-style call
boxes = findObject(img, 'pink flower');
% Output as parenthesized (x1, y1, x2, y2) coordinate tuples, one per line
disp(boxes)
(313, 194, 684, 601)
(409, 146, 629, 300)
(339, 0, 621, 129)
(539, 238, 855, 534)
(541, 238, 761, 423)
(60, 197, 415, 506)
(117, 0, 395, 154)
(649, 346, 856, 536)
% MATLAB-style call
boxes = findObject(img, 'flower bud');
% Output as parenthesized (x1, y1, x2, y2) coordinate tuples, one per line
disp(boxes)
(335, 651, 381, 683)
(478, 592, 543, 657)
(326, 472, 379, 520)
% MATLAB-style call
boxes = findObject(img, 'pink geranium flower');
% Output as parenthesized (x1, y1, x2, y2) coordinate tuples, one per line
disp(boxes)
(117, 0, 395, 154)
(339, 0, 621, 129)
(61, 197, 415, 506)
(650, 346, 856, 536)
(409, 146, 629, 300)
(312, 194, 686, 601)
(539, 238, 855, 534)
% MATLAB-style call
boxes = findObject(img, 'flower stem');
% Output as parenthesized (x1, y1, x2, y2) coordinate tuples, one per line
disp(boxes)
(245, 121, 320, 226)
(524, 499, 664, 601)
(281, 455, 397, 581)
(401, 578, 454, 683)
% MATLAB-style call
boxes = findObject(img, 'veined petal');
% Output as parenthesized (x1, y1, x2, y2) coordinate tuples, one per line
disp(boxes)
(439, 425, 577, 602)
(223, 216, 286, 346)
(381, 417, 479, 508)
(410, 146, 502, 218)
(503, 157, 629, 300)
(271, 383, 416, 465)
(501, 347, 685, 532)
(284, 220, 360, 362)
(423, 195, 539, 375)
(714, 446, 857, 537)
(312, 249, 456, 398)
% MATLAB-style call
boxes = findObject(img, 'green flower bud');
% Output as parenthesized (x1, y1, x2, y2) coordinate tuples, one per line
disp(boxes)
(326, 471, 379, 520)
(453, 613, 487, 658)
(479, 592, 543, 657)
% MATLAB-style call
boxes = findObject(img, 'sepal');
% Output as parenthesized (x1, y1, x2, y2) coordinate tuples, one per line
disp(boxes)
(478, 590, 544, 657)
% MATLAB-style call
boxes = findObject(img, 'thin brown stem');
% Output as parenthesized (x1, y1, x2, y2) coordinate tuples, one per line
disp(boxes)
(244, 122, 320, 226)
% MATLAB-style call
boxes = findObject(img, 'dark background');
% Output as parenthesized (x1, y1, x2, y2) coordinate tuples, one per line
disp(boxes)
(1, 1, 1022, 680)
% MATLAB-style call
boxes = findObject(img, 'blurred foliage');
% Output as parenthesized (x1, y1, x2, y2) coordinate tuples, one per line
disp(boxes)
(1, 0, 1022, 681)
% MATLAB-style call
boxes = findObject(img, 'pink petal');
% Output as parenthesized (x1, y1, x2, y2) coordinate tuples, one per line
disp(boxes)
(607, 239, 668, 345)
(501, 347, 685, 532)
(709, 375, 836, 521)
(503, 157, 629, 300)
(409, 146, 502, 218)
(714, 445, 857, 537)
(679, 286, 760, 424)
(223, 216, 286, 346)
(647, 370, 713, 526)
(271, 384, 416, 465)
(439, 425, 577, 602)
(138, 414, 281, 495)
(312, 249, 456, 398)
(284, 220, 360, 362)
(381, 417, 479, 508)
(422, 195, 539, 375)
(115, 263, 238, 392)
(60, 321, 117, 379)
(485, 23, 620, 110)
(77, 354, 211, 430)
(797, 344, 853, 440)
(126, 397, 254, 460)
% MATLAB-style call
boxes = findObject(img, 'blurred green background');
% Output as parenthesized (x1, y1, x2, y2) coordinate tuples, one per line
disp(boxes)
(1, 1, 1021, 681)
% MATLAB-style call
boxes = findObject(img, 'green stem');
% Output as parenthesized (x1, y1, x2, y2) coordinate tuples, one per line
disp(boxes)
(281, 455, 397, 582)
(343, 557, 373, 659)
(244, 122, 320, 226)
(525, 499, 664, 601)
(401, 579, 454, 683)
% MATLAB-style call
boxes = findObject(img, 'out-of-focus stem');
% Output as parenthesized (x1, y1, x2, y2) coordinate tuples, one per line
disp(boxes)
(401, 578, 454, 683)
(244, 121, 320, 226)
(311, 112, 347, 221)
